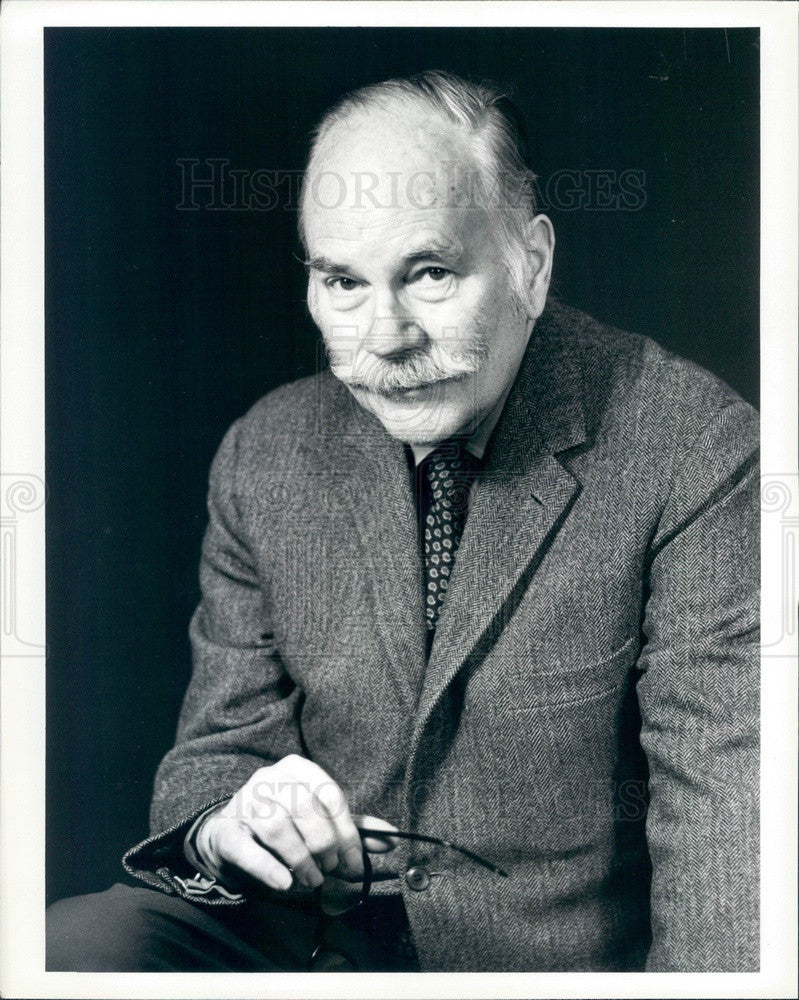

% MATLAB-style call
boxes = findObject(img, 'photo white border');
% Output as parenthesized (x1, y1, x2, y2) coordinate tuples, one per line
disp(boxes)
(1, 2, 796, 998)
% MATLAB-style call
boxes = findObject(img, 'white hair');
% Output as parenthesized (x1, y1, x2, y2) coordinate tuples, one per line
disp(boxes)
(299, 70, 539, 307)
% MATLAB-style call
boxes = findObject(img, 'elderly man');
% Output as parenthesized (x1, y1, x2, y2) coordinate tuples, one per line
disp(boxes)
(47, 70, 759, 973)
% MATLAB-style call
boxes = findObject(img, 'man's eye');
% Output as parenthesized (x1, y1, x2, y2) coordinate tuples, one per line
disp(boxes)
(415, 267, 450, 283)
(325, 276, 359, 292)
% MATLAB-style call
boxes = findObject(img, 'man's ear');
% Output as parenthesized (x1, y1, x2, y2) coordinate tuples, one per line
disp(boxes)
(523, 214, 555, 320)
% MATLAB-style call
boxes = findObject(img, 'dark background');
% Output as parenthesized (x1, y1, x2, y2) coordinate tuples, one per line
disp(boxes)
(45, 27, 759, 905)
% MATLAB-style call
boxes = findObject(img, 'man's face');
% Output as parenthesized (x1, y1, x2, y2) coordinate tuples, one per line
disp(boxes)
(302, 112, 545, 445)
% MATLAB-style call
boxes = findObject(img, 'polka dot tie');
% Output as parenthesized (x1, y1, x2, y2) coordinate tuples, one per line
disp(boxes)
(418, 439, 479, 636)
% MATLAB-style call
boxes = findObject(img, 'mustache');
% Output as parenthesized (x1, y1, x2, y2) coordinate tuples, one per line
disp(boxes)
(328, 340, 490, 395)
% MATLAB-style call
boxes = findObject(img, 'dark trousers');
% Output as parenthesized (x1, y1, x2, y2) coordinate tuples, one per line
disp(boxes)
(46, 882, 419, 972)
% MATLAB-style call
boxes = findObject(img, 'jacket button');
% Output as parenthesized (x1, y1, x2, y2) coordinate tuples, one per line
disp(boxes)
(405, 866, 431, 891)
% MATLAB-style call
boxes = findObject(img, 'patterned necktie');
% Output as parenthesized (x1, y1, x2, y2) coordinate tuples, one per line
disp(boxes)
(418, 439, 479, 638)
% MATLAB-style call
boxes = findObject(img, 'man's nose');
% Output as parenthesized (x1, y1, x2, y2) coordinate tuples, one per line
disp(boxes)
(363, 296, 427, 359)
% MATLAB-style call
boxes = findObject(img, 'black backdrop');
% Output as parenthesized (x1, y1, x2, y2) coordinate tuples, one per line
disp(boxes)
(45, 27, 759, 905)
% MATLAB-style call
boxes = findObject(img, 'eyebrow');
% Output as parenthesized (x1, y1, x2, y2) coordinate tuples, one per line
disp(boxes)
(303, 240, 465, 275)
(303, 255, 353, 275)
(403, 241, 465, 267)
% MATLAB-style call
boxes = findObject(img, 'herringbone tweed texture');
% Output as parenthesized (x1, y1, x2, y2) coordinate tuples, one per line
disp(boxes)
(123, 299, 759, 972)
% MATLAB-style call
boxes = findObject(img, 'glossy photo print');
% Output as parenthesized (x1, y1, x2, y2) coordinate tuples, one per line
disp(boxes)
(1, 4, 796, 999)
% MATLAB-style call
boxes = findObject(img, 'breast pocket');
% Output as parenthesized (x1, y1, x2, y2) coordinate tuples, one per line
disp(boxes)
(472, 636, 639, 714)
(452, 637, 643, 843)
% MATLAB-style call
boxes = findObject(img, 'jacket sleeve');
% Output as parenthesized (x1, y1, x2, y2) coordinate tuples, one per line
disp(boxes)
(636, 398, 759, 970)
(122, 418, 305, 904)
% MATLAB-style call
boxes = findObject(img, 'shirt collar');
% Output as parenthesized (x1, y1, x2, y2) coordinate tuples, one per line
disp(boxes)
(407, 383, 512, 467)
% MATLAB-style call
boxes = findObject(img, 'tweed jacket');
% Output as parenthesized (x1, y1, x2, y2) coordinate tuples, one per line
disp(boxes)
(123, 299, 759, 972)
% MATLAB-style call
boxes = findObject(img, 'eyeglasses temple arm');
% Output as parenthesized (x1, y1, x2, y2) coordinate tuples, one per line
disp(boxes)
(357, 827, 509, 877)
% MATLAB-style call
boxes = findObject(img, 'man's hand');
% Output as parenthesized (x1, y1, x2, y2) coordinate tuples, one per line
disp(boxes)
(194, 755, 397, 891)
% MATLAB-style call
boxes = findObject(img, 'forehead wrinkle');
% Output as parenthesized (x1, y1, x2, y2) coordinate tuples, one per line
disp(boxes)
(305, 169, 496, 278)
(306, 234, 464, 274)
(308, 201, 480, 249)
(308, 228, 471, 276)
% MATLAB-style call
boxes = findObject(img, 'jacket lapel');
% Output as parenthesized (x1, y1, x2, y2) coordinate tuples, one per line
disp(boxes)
(308, 382, 427, 710)
(410, 304, 589, 747)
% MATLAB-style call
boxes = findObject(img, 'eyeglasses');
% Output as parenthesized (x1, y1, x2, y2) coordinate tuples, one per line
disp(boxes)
(307, 827, 508, 970)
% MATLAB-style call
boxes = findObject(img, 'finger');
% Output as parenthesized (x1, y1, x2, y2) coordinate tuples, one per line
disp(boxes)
(310, 777, 365, 878)
(272, 757, 363, 877)
(277, 759, 363, 878)
(214, 823, 294, 892)
(354, 814, 401, 854)
(272, 771, 340, 875)
(248, 802, 324, 889)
